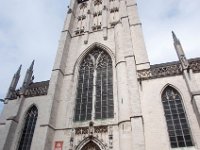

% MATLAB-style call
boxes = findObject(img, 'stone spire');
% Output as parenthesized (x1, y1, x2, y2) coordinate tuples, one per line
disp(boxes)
(20, 60, 34, 94)
(172, 31, 189, 70)
(5, 65, 22, 100)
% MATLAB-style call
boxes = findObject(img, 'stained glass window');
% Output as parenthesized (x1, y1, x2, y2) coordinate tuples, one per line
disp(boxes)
(75, 48, 113, 121)
(18, 105, 38, 150)
(162, 86, 193, 148)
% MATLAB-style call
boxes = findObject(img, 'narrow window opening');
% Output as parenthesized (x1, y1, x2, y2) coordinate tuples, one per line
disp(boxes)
(18, 105, 38, 150)
(162, 86, 193, 148)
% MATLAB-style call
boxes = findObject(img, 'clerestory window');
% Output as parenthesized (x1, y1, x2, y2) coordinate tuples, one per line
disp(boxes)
(75, 48, 114, 121)
(18, 105, 38, 150)
(162, 86, 193, 148)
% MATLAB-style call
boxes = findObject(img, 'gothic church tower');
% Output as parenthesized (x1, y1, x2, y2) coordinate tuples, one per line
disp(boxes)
(1, 0, 200, 150)
(48, 0, 148, 149)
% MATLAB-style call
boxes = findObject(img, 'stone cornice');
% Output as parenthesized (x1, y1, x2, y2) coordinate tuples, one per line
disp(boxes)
(137, 58, 200, 81)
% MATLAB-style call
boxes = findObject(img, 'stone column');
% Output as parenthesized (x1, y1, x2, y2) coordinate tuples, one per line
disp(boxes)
(114, 0, 135, 147)
(118, 1, 145, 150)
(114, 21, 132, 150)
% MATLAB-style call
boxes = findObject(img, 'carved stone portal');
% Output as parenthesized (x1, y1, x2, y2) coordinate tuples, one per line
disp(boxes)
(81, 141, 101, 150)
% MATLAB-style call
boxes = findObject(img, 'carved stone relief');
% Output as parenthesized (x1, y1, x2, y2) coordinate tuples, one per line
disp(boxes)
(137, 58, 200, 80)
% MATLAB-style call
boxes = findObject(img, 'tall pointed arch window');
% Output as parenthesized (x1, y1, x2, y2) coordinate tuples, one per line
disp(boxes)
(75, 48, 114, 121)
(18, 105, 38, 150)
(162, 86, 193, 148)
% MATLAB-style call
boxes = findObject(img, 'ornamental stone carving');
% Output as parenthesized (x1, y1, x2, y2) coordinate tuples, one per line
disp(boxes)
(137, 58, 200, 80)
(9, 80, 49, 99)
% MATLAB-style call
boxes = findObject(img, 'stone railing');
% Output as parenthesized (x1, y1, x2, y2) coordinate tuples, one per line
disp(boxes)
(138, 58, 200, 80)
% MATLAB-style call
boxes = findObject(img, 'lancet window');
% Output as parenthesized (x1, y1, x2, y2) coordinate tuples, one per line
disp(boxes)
(109, 0, 119, 26)
(75, 2, 87, 35)
(18, 105, 38, 150)
(161, 86, 193, 148)
(75, 48, 114, 121)
(92, 0, 102, 31)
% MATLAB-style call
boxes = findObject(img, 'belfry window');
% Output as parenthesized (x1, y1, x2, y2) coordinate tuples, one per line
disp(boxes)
(75, 48, 114, 121)
(18, 105, 38, 150)
(161, 86, 193, 148)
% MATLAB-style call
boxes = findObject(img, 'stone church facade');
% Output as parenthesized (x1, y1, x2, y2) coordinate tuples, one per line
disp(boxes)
(0, 0, 200, 150)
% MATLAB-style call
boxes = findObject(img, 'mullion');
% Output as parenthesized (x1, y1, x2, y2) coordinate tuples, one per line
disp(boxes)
(100, 67, 103, 119)
(106, 60, 109, 118)
(174, 97, 186, 147)
(82, 65, 89, 120)
(88, 68, 93, 120)
(108, 61, 113, 118)
(79, 68, 85, 121)
(85, 66, 91, 120)
(167, 98, 178, 148)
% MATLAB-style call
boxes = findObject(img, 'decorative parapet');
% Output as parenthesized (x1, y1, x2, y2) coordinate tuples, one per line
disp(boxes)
(138, 58, 200, 80)
(75, 125, 108, 135)
(9, 80, 49, 100)
(189, 58, 200, 73)
(24, 80, 49, 98)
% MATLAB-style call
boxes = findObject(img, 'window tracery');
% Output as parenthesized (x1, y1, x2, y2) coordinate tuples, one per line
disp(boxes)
(82, 141, 101, 150)
(162, 86, 193, 148)
(75, 48, 113, 121)
(18, 106, 38, 150)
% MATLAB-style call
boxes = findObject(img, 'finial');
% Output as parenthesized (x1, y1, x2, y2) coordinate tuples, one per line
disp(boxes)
(16, 65, 22, 75)
(172, 31, 180, 44)
(20, 60, 35, 94)
(172, 31, 189, 70)
(5, 64, 22, 101)
(29, 60, 35, 71)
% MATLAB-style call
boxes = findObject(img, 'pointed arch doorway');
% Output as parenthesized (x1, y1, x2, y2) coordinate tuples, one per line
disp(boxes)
(81, 141, 101, 150)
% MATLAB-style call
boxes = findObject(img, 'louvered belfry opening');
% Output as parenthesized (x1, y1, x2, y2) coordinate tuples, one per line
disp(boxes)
(18, 105, 38, 150)
(162, 86, 193, 148)
(75, 48, 114, 121)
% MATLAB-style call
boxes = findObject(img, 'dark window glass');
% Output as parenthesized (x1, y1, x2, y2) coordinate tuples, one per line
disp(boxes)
(18, 106, 38, 150)
(95, 50, 113, 119)
(162, 86, 193, 148)
(75, 48, 114, 121)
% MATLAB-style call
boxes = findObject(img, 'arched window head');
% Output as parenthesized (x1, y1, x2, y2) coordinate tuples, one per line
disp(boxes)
(82, 141, 101, 150)
(18, 105, 38, 150)
(75, 48, 114, 121)
(162, 86, 193, 148)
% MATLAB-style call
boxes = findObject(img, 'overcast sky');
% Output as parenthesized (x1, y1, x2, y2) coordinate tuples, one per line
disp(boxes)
(0, 0, 200, 113)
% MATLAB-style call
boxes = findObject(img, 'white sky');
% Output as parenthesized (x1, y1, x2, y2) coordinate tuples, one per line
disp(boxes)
(0, 0, 200, 113)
